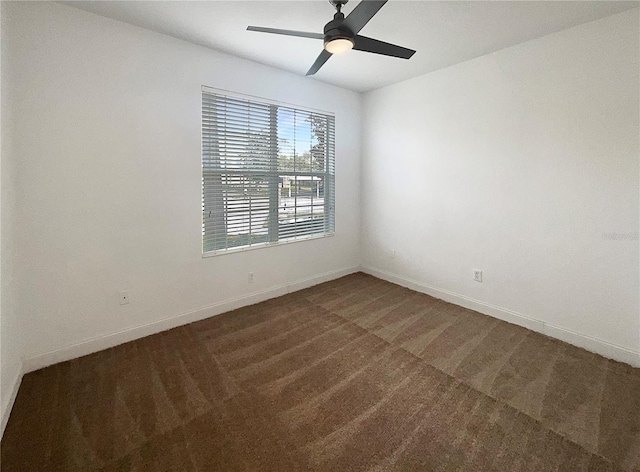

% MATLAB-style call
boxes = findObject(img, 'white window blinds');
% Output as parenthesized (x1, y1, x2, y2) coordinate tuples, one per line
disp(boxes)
(202, 88, 335, 254)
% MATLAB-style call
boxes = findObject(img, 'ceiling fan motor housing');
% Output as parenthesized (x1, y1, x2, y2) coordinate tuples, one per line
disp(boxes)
(324, 12, 355, 47)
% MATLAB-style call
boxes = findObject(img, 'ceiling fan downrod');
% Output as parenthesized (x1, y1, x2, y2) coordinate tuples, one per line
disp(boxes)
(329, 0, 349, 13)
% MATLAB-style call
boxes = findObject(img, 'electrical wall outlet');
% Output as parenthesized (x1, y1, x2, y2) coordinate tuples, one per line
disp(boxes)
(248, 272, 254, 283)
(119, 290, 130, 305)
(474, 270, 483, 283)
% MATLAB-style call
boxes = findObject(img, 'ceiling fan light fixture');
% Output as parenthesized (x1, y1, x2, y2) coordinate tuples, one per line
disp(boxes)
(324, 37, 354, 54)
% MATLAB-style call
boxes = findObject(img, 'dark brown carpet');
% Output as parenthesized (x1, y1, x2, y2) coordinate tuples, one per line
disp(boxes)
(2, 273, 639, 471)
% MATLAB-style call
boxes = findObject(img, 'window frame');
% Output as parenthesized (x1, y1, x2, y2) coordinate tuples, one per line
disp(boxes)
(201, 86, 336, 257)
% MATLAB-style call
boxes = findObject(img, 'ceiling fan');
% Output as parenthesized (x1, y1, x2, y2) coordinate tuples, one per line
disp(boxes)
(247, 0, 416, 76)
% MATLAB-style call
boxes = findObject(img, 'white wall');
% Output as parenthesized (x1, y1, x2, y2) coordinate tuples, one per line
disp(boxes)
(361, 9, 640, 364)
(3, 2, 361, 372)
(1, 0, 24, 434)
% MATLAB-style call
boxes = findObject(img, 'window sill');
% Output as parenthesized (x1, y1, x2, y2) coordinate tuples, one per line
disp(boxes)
(202, 232, 335, 258)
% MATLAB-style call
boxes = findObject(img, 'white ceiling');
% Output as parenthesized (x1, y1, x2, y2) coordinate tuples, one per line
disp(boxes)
(62, 1, 639, 92)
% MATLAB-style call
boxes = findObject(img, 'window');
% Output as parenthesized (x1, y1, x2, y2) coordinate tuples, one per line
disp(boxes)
(202, 87, 335, 254)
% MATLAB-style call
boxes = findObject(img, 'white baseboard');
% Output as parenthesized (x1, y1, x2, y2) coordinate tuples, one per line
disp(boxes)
(361, 266, 640, 368)
(22, 266, 359, 374)
(1, 365, 23, 438)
